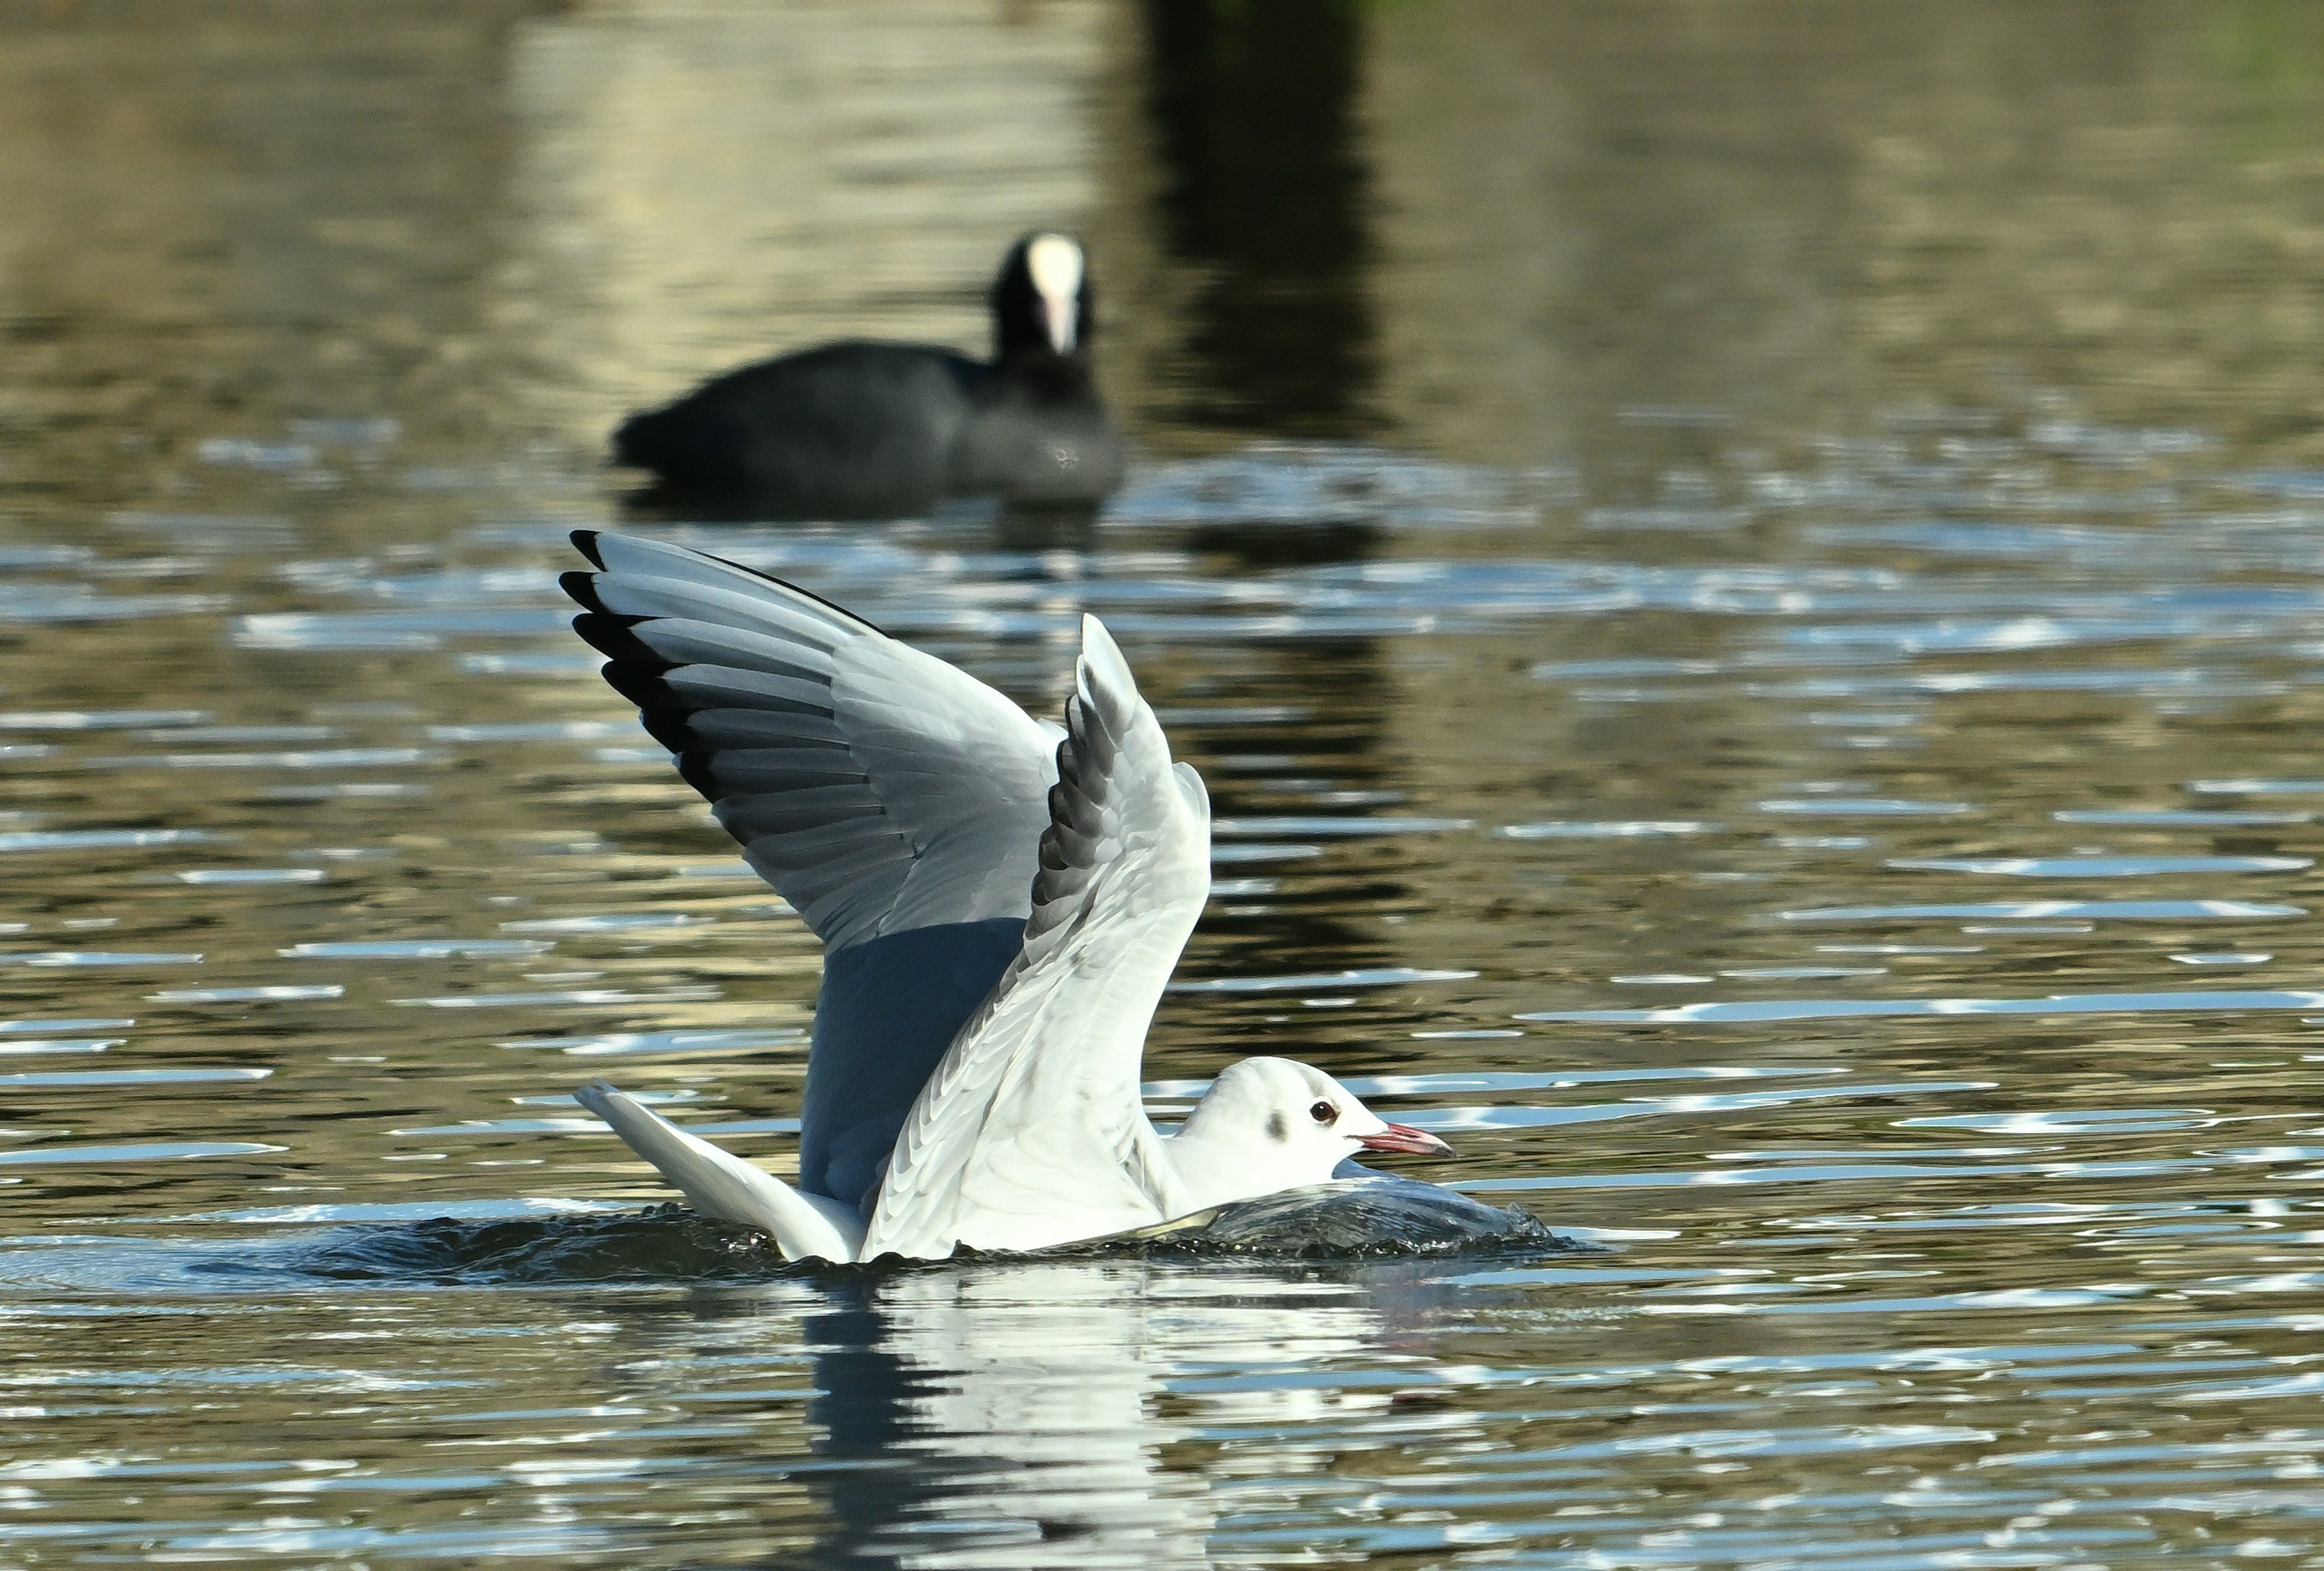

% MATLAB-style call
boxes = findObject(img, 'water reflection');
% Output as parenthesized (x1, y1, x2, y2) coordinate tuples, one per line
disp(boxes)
(698, 1256, 1466, 1570)
(797, 1264, 1224, 1567)
(0, 1, 536, 490)
(1139, 0, 1374, 439)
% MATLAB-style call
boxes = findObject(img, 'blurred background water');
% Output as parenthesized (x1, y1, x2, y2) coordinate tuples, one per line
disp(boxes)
(2, 1, 2323, 1565)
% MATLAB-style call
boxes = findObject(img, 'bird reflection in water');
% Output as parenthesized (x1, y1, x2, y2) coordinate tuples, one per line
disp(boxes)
(777, 1256, 1456, 1569)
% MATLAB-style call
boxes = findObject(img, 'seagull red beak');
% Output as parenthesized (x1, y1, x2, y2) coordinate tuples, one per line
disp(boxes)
(1357, 1122, 1455, 1158)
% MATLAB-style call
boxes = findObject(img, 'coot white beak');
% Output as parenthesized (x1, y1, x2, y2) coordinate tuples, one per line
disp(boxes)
(1024, 234, 1084, 356)
(1358, 1122, 1454, 1158)
(1042, 293, 1076, 355)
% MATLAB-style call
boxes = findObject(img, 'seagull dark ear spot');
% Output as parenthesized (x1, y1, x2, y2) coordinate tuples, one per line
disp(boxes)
(1265, 1111, 1287, 1144)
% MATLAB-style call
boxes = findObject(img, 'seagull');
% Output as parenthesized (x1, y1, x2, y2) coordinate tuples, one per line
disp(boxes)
(560, 531, 1454, 1263)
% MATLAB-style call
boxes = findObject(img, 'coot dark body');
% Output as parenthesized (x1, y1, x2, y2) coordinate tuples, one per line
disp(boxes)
(613, 233, 1124, 516)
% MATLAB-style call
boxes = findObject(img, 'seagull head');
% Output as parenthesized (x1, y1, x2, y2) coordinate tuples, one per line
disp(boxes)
(1166, 1056, 1454, 1213)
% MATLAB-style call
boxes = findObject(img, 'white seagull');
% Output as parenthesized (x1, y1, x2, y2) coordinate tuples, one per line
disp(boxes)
(560, 532, 1453, 1263)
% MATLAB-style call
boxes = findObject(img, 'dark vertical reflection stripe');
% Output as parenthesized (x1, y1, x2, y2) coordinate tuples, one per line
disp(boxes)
(1140, 0, 1377, 436)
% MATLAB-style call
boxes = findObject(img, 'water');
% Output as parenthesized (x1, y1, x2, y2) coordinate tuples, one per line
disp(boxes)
(4, 2, 2324, 1565)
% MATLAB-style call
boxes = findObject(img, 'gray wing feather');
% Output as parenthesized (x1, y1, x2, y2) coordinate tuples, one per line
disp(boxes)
(565, 532, 1058, 952)
(563, 532, 1063, 1207)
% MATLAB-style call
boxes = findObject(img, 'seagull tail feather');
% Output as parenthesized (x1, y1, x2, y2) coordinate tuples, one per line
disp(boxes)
(574, 1079, 864, 1263)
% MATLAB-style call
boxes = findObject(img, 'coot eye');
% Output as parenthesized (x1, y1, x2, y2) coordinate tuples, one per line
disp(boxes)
(1309, 1100, 1338, 1125)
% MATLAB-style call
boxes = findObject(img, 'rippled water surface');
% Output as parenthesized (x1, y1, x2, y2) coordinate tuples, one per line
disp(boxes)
(4, 3, 2324, 1566)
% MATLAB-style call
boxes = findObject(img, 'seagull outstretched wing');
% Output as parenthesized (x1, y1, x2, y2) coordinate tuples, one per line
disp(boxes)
(563, 532, 1059, 1205)
(864, 614, 1213, 1259)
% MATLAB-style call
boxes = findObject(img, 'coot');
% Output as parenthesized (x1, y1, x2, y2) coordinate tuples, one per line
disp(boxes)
(612, 232, 1124, 516)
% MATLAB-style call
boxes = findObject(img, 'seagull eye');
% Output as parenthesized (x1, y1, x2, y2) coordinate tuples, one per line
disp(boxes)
(1309, 1100, 1338, 1125)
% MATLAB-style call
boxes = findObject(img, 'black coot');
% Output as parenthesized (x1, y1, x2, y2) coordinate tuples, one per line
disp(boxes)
(612, 232, 1124, 516)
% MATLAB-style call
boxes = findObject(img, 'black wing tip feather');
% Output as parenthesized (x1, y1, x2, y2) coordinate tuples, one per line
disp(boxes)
(559, 568, 608, 615)
(672, 748, 723, 800)
(638, 707, 697, 759)
(589, 683, 801, 811)
(570, 611, 668, 672)
(562, 530, 914, 828)
(600, 659, 677, 716)
(560, 529, 894, 641)
(592, 666, 696, 759)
